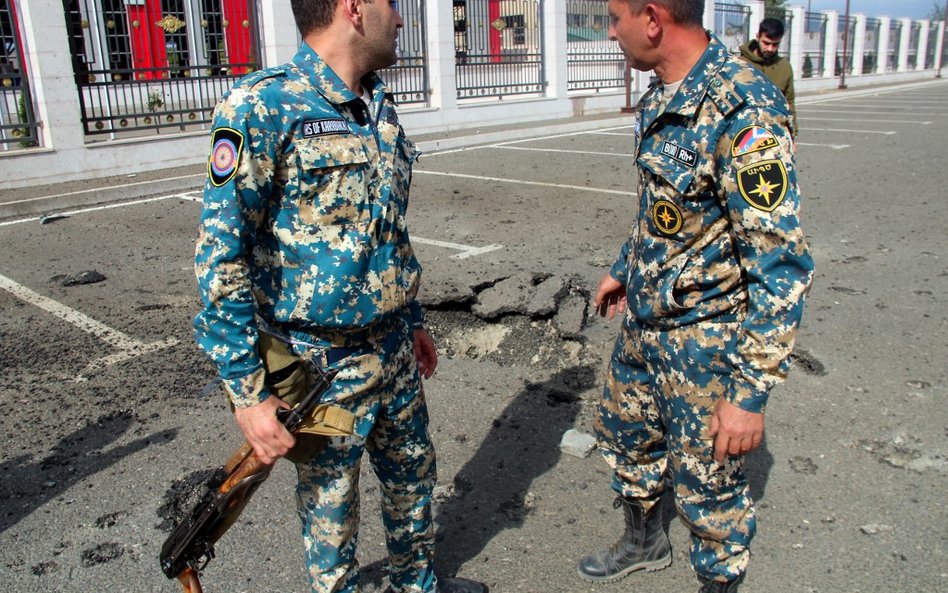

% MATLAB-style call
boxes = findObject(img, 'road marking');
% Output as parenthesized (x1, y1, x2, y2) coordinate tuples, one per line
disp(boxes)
(799, 127, 897, 135)
(798, 142, 850, 149)
(427, 124, 634, 155)
(589, 131, 633, 137)
(799, 110, 935, 122)
(0, 193, 203, 227)
(0, 272, 179, 379)
(415, 169, 637, 196)
(412, 237, 504, 259)
(1, 173, 204, 206)
(799, 116, 931, 124)
(491, 145, 629, 157)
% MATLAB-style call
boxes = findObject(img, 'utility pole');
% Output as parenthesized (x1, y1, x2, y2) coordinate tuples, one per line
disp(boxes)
(839, 0, 850, 89)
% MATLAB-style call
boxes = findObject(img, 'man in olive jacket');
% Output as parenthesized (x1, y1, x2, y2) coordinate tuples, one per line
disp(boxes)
(739, 18, 797, 135)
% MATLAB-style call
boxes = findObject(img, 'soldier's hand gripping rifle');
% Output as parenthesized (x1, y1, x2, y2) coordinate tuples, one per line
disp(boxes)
(159, 350, 350, 593)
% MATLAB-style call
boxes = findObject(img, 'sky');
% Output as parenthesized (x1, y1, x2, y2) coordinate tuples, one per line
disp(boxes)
(800, 1, 939, 20)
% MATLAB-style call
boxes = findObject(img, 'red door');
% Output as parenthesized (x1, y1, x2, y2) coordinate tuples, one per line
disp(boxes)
(126, 0, 167, 79)
(222, 0, 254, 74)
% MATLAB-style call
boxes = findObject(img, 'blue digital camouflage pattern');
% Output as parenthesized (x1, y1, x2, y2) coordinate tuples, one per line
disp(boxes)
(597, 36, 813, 582)
(193, 44, 436, 593)
(194, 43, 424, 408)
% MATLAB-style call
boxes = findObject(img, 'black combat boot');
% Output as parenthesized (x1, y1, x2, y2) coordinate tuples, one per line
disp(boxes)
(698, 574, 744, 592)
(577, 495, 672, 582)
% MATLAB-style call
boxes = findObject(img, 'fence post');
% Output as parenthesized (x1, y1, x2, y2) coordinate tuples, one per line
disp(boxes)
(822, 10, 838, 78)
(703, 1, 715, 33)
(747, 0, 764, 39)
(423, 0, 457, 115)
(852, 13, 866, 76)
(544, 0, 568, 101)
(258, 0, 298, 66)
(877, 16, 890, 73)
(936, 21, 946, 77)
(788, 5, 805, 77)
(918, 20, 930, 70)
(897, 17, 911, 71)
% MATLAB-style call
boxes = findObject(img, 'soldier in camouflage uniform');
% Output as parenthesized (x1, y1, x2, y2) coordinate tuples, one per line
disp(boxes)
(577, 2, 814, 592)
(193, 2, 486, 593)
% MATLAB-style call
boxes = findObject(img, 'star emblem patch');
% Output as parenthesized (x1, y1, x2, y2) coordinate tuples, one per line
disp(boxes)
(652, 199, 683, 235)
(737, 159, 788, 212)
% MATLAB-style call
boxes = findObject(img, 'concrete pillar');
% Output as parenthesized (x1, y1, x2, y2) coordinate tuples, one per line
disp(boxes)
(898, 18, 911, 71)
(918, 20, 930, 70)
(788, 6, 806, 76)
(852, 14, 866, 75)
(703, 1, 715, 33)
(935, 21, 946, 73)
(878, 17, 890, 73)
(543, 0, 568, 99)
(822, 10, 838, 78)
(423, 0, 458, 113)
(258, 0, 299, 66)
(15, 0, 84, 152)
(748, 1, 765, 39)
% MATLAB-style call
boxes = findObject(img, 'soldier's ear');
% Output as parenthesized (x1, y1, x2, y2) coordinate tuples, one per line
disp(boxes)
(340, 0, 364, 28)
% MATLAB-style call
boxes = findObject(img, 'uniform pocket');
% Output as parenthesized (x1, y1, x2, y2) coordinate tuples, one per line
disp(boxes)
(295, 134, 369, 226)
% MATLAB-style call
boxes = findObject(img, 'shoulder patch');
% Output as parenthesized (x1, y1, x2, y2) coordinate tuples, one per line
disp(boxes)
(238, 67, 287, 91)
(208, 127, 244, 187)
(708, 73, 744, 117)
(731, 126, 779, 157)
(736, 159, 787, 212)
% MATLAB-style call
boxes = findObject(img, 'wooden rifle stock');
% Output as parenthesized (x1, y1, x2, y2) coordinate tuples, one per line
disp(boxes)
(176, 566, 203, 593)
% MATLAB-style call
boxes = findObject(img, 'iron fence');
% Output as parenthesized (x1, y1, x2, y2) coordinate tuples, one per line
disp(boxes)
(887, 20, 901, 72)
(1, 0, 39, 151)
(836, 15, 856, 75)
(453, 0, 545, 100)
(801, 11, 827, 78)
(714, 2, 750, 53)
(907, 22, 920, 69)
(925, 23, 938, 69)
(864, 17, 880, 73)
(565, 0, 623, 92)
(379, 0, 429, 105)
(64, 0, 260, 138)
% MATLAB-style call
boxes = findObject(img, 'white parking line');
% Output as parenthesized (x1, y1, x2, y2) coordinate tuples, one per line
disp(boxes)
(492, 145, 629, 157)
(412, 237, 504, 259)
(798, 142, 850, 149)
(1, 173, 204, 206)
(415, 169, 637, 196)
(0, 272, 179, 380)
(0, 193, 203, 227)
(800, 127, 897, 135)
(799, 116, 931, 124)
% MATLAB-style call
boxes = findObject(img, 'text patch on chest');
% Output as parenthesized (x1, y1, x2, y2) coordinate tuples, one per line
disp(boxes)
(302, 119, 350, 138)
(661, 141, 697, 167)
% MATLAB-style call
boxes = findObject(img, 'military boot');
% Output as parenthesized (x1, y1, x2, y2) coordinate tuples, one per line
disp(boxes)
(577, 495, 672, 582)
(698, 574, 744, 592)
(436, 576, 488, 593)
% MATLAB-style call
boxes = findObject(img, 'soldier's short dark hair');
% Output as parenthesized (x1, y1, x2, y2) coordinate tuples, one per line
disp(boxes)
(628, 0, 705, 28)
(758, 17, 786, 39)
(291, 0, 338, 36)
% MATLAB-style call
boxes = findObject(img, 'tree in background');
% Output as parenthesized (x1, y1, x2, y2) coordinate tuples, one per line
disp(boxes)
(929, 2, 946, 21)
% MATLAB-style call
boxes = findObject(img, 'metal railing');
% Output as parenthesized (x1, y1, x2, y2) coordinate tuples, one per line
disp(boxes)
(453, 0, 545, 100)
(566, 0, 623, 92)
(379, 0, 429, 105)
(802, 11, 827, 78)
(887, 21, 901, 72)
(1, 0, 38, 151)
(837, 15, 856, 75)
(864, 17, 881, 73)
(907, 22, 921, 69)
(714, 2, 750, 54)
(65, 0, 260, 138)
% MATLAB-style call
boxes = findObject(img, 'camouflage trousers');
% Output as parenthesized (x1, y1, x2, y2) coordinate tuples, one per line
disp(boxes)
(595, 318, 756, 582)
(293, 319, 437, 593)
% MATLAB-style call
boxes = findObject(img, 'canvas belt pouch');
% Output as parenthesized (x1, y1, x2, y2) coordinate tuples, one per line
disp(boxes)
(257, 332, 355, 463)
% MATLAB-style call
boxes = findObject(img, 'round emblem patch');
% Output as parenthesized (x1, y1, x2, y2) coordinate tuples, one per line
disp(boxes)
(736, 159, 788, 212)
(208, 127, 244, 187)
(652, 199, 683, 235)
(211, 138, 237, 176)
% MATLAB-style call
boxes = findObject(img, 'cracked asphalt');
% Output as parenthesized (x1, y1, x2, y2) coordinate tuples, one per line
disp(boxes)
(1, 81, 946, 593)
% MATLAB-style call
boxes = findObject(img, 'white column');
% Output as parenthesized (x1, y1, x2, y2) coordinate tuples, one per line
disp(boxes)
(898, 18, 911, 71)
(852, 14, 866, 75)
(748, 1, 765, 38)
(935, 21, 946, 73)
(788, 5, 806, 76)
(822, 10, 838, 78)
(258, 0, 299, 66)
(877, 16, 890, 74)
(543, 0, 568, 99)
(15, 0, 83, 151)
(918, 20, 930, 70)
(423, 0, 457, 113)
(703, 1, 715, 32)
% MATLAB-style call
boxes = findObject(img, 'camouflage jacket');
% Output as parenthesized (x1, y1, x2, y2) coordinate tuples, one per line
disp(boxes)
(611, 35, 814, 413)
(194, 45, 424, 408)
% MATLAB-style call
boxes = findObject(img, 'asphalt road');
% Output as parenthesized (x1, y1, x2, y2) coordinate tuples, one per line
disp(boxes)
(0, 80, 946, 593)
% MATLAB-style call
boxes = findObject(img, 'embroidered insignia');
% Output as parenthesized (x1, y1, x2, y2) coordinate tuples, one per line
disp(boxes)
(652, 199, 683, 235)
(731, 126, 779, 157)
(661, 141, 697, 167)
(208, 127, 244, 187)
(737, 159, 788, 212)
(302, 118, 350, 138)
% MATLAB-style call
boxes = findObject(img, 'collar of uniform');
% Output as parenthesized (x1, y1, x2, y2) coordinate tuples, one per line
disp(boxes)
(292, 43, 393, 107)
(662, 34, 730, 119)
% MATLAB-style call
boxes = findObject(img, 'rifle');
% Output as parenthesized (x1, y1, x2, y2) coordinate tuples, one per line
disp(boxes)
(159, 361, 338, 593)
